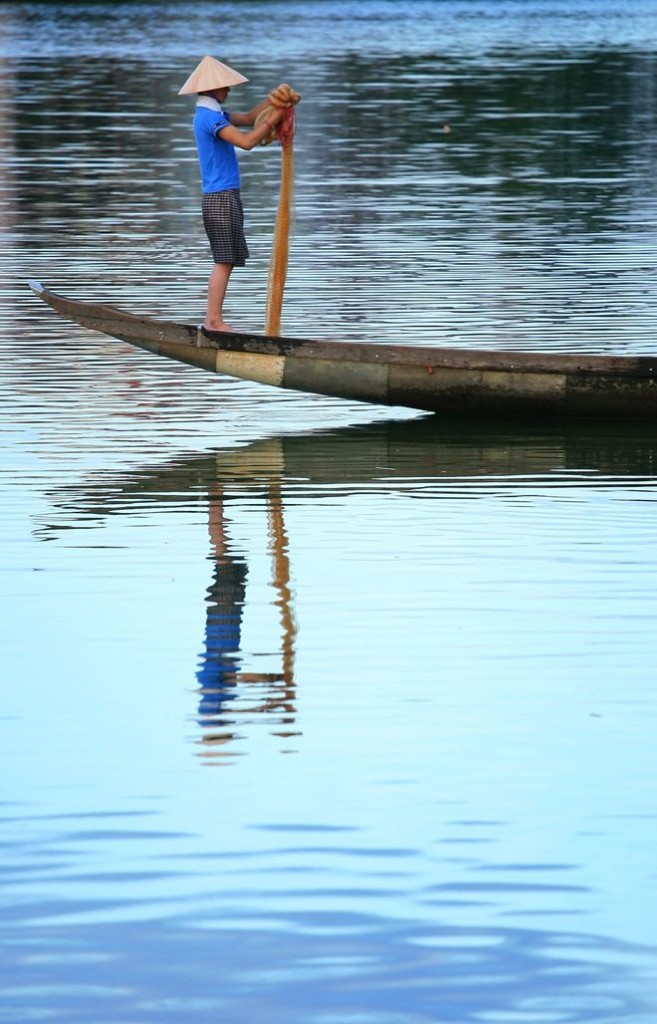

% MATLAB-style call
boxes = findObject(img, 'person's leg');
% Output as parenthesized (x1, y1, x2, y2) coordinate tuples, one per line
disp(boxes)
(204, 263, 234, 332)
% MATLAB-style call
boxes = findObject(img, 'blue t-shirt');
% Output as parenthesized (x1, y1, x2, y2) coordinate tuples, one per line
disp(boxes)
(193, 104, 241, 193)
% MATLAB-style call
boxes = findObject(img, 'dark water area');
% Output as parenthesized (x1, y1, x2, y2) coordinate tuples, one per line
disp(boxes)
(4, 0, 657, 348)
(2, 2, 657, 1022)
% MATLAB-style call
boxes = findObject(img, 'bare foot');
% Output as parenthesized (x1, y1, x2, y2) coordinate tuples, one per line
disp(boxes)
(202, 320, 237, 333)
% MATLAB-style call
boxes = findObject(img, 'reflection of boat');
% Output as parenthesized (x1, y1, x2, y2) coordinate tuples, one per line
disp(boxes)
(30, 281, 657, 420)
(37, 417, 657, 756)
(40, 416, 657, 523)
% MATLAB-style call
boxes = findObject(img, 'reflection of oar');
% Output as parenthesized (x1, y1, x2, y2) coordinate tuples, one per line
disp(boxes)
(266, 479, 296, 692)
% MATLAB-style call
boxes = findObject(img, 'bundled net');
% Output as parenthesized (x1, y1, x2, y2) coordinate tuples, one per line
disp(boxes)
(256, 84, 300, 336)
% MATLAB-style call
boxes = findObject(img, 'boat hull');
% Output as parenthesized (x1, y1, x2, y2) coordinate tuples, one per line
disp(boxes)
(29, 281, 657, 419)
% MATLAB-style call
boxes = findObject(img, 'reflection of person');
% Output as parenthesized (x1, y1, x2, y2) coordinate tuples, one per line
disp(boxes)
(178, 55, 285, 333)
(196, 491, 248, 737)
(196, 480, 298, 756)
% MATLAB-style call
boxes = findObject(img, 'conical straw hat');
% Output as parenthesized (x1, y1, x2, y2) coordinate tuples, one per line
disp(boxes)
(178, 55, 248, 95)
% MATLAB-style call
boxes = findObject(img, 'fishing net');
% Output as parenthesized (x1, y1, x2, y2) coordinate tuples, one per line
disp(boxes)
(255, 84, 300, 336)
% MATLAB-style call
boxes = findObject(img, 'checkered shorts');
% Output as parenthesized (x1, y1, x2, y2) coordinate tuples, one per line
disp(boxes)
(201, 189, 250, 266)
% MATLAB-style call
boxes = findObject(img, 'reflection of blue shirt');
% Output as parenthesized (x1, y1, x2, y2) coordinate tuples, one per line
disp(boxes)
(193, 100, 240, 193)
(196, 558, 248, 720)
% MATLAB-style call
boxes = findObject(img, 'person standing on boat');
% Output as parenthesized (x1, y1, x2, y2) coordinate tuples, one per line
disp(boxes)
(179, 55, 285, 333)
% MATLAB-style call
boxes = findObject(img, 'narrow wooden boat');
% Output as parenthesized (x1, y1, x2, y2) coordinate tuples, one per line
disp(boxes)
(29, 280, 657, 419)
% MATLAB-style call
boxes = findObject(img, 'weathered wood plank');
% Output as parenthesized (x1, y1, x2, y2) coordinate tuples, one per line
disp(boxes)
(284, 356, 389, 402)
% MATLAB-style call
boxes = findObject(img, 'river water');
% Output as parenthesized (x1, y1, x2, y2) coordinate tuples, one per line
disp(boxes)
(2, 2, 657, 1021)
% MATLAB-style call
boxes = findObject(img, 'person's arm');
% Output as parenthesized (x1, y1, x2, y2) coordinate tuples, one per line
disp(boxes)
(230, 98, 271, 128)
(218, 107, 284, 151)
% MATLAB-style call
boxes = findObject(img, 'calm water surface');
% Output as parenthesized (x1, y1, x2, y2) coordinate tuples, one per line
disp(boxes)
(2, 2, 657, 1021)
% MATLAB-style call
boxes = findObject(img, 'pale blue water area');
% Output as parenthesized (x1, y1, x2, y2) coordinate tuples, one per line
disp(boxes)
(1, 1, 657, 1021)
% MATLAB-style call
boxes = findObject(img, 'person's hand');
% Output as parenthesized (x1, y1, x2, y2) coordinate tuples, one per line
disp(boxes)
(255, 103, 285, 145)
(269, 83, 301, 108)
